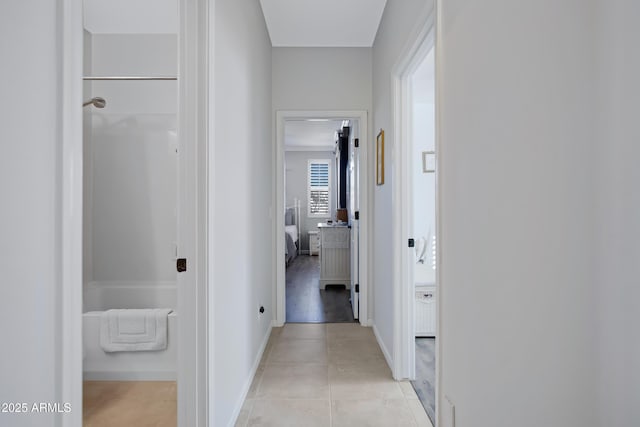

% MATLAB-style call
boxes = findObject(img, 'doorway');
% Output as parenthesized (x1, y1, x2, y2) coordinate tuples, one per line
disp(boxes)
(275, 111, 370, 327)
(81, 4, 180, 425)
(391, 6, 437, 426)
(408, 47, 437, 424)
(63, 0, 208, 425)
(284, 119, 358, 323)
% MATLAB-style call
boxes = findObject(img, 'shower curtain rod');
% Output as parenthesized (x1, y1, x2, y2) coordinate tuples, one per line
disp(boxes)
(83, 76, 177, 81)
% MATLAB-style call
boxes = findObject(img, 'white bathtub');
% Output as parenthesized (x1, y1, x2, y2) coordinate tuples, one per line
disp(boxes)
(84, 281, 176, 311)
(83, 310, 177, 381)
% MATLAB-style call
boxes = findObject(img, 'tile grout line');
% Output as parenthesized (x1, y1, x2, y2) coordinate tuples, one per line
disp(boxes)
(326, 323, 333, 427)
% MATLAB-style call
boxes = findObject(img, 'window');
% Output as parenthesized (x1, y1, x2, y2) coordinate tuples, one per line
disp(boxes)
(308, 160, 331, 217)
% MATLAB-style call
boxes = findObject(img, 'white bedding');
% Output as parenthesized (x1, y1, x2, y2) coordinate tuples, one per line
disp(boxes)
(285, 225, 298, 244)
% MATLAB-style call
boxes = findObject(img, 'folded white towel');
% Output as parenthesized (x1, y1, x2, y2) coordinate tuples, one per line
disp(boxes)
(100, 308, 172, 353)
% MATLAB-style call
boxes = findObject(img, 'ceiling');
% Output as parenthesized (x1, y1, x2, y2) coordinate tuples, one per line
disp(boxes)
(84, 0, 178, 34)
(84, 0, 387, 46)
(260, 0, 387, 47)
(285, 120, 345, 151)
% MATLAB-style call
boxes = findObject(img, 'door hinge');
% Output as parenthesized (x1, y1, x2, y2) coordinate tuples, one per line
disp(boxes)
(408, 238, 415, 248)
(355, 284, 359, 293)
(354, 138, 359, 148)
(355, 211, 359, 220)
(176, 258, 187, 272)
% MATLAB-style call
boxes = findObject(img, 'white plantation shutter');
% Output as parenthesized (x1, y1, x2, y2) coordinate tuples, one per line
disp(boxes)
(308, 161, 330, 216)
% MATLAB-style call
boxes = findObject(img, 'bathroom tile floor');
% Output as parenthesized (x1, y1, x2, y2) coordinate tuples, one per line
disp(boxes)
(83, 380, 176, 427)
(236, 323, 433, 427)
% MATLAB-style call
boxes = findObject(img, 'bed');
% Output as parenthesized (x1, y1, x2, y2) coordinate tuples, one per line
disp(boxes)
(285, 199, 301, 266)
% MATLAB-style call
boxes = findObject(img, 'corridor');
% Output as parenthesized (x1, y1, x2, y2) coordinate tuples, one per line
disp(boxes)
(235, 323, 432, 427)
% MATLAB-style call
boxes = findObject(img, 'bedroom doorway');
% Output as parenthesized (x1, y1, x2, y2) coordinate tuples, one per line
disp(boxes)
(275, 111, 369, 327)
(284, 119, 354, 323)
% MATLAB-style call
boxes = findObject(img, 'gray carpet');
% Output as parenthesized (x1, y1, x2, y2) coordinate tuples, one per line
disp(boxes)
(286, 255, 356, 323)
(412, 338, 435, 424)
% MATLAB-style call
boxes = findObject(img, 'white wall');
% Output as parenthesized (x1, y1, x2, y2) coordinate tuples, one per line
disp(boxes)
(84, 0, 178, 34)
(90, 34, 177, 114)
(371, 0, 429, 366)
(0, 2, 63, 426)
(594, 1, 640, 425)
(285, 150, 335, 251)
(438, 1, 597, 425)
(84, 34, 178, 309)
(212, 0, 273, 425)
(272, 47, 372, 111)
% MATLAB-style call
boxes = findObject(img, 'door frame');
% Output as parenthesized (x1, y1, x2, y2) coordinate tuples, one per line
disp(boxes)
(59, 0, 211, 425)
(274, 110, 370, 327)
(390, 0, 436, 386)
(177, 0, 211, 425)
(59, 2, 84, 425)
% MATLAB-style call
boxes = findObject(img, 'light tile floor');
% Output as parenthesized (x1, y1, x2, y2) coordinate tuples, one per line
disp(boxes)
(236, 323, 433, 427)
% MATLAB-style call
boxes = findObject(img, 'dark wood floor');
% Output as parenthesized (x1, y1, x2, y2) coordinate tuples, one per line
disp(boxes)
(286, 255, 356, 323)
(412, 337, 436, 424)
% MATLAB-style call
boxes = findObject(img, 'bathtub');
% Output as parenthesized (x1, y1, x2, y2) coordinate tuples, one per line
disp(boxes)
(83, 310, 177, 381)
(84, 280, 176, 312)
(82, 281, 178, 380)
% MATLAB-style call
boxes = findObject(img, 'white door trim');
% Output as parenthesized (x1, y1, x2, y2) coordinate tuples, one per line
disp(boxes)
(177, 0, 211, 425)
(390, 0, 436, 382)
(60, 0, 211, 425)
(60, 1, 83, 425)
(274, 110, 370, 327)
(434, 5, 444, 427)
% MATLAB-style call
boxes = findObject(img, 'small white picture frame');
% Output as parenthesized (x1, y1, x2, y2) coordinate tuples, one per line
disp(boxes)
(422, 151, 436, 173)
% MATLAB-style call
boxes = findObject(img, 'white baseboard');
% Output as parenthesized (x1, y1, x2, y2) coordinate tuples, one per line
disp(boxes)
(372, 323, 394, 374)
(364, 318, 374, 327)
(228, 324, 273, 427)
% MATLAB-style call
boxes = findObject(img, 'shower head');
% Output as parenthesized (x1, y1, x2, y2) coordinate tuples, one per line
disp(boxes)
(83, 97, 106, 108)
(92, 97, 106, 108)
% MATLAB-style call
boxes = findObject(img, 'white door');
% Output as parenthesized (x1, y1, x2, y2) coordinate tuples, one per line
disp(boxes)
(350, 221, 359, 318)
(349, 130, 360, 319)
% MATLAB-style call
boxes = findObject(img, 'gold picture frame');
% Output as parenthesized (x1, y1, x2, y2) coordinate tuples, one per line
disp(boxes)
(376, 129, 385, 185)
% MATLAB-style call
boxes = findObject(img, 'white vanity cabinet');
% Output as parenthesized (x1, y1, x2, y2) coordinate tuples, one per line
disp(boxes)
(318, 224, 351, 289)
(415, 285, 436, 337)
